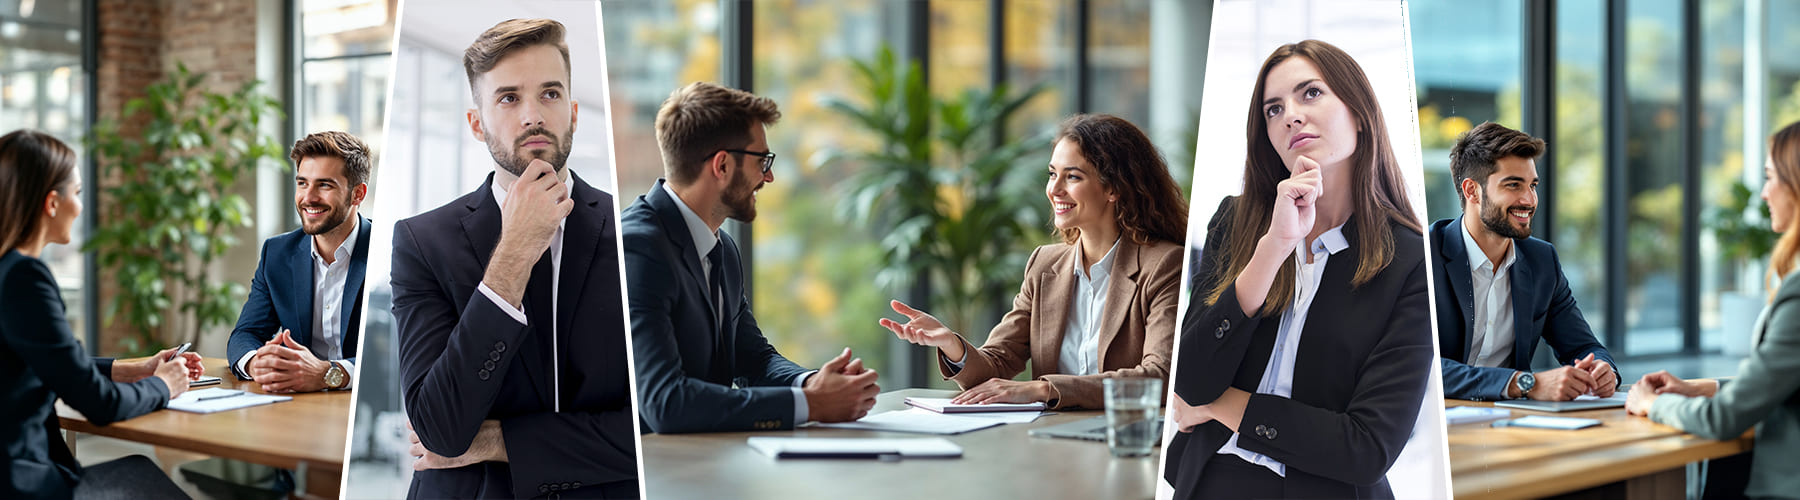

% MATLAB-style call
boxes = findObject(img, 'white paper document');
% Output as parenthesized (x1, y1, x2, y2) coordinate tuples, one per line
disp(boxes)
(747, 437, 963, 459)
(902, 397, 1046, 413)
(811, 407, 1043, 435)
(167, 388, 292, 414)
(1444, 406, 1511, 425)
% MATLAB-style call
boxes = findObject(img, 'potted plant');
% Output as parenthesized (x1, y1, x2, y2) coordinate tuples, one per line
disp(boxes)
(83, 64, 286, 356)
(1711, 179, 1778, 356)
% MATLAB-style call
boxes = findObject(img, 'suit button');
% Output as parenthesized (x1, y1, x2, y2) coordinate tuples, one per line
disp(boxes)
(1221, 319, 1231, 331)
(489, 351, 501, 361)
(1266, 427, 1278, 439)
(573, 482, 581, 488)
(494, 341, 507, 353)
(484, 359, 496, 371)
(540, 485, 549, 493)
(1215, 327, 1225, 339)
(478, 369, 491, 381)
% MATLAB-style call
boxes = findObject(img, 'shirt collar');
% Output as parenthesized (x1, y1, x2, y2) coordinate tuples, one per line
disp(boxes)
(1309, 223, 1350, 257)
(1079, 238, 1122, 282)
(1459, 217, 1515, 271)
(661, 181, 719, 260)
(310, 215, 361, 265)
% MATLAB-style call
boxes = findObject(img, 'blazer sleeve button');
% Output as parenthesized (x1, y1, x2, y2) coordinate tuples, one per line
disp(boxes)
(483, 359, 497, 371)
(1266, 427, 1277, 439)
(478, 369, 491, 381)
(1215, 327, 1225, 339)
(494, 341, 507, 352)
(1221, 319, 1231, 331)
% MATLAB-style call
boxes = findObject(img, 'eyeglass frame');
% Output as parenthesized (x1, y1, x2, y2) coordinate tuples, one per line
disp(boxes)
(719, 148, 777, 175)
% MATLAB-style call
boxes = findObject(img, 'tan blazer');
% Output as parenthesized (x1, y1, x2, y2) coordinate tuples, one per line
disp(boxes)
(937, 238, 1182, 409)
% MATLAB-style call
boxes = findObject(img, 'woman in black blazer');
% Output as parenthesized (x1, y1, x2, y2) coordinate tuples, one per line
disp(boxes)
(1162, 40, 1434, 498)
(0, 130, 202, 499)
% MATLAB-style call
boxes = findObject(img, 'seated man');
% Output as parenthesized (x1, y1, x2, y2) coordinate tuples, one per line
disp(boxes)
(624, 82, 879, 433)
(1431, 122, 1617, 401)
(227, 131, 370, 393)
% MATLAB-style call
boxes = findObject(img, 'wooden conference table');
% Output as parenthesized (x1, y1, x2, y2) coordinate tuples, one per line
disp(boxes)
(641, 388, 1159, 499)
(56, 357, 351, 498)
(1448, 393, 1754, 500)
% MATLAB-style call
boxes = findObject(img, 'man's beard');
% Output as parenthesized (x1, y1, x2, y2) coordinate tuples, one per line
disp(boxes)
(1479, 193, 1534, 239)
(300, 195, 353, 236)
(487, 125, 573, 177)
(722, 163, 760, 222)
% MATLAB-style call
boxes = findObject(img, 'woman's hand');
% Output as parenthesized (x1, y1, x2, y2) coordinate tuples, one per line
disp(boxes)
(951, 378, 1054, 405)
(879, 300, 966, 362)
(1170, 393, 1214, 433)
(153, 355, 193, 400)
(116, 348, 203, 383)
(1625, 378, 1658, 416)
(1636, 371, 1717, 398)
(1267, 155, 1322, 249)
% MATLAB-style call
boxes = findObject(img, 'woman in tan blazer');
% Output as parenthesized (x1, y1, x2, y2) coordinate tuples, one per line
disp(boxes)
(879, 114, 1188, 410)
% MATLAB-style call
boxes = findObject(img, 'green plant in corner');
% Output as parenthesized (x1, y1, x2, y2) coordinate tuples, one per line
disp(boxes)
(820, 45, 1053, 336)
(84, 63, 285, 356)
(1711, 180, 1778, 266)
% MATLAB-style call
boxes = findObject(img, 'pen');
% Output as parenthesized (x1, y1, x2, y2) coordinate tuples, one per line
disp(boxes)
(196, 391, 245, 402)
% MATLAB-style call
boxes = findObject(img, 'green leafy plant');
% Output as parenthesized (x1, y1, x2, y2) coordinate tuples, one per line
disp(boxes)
(820, 45, 1053, 335)
(1711, 180, 1778, 266)
(83, 64, 286, 356)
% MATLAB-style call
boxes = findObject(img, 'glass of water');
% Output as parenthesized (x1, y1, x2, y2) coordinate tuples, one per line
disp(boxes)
(1103, 377, 1162, 458)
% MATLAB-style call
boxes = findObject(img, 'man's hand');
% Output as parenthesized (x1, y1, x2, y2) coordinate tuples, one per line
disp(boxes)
(483, 159, 575, 308)
(1526, 365, 1595, 401)
(409, 420, 508, 471)
(803, 348, 880, 423)
(950, 378, 1053, 405)
(249, 330, 331, 393)
(1573, 353, 1617, 397)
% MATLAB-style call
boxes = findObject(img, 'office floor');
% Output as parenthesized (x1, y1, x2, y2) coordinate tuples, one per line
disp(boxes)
(70, 434, 209, 498)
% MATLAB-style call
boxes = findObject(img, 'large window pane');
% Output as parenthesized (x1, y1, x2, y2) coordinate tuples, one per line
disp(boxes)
(1698, 2, 1747, 352)
(1553, 0, 1608, 349)
(1006, 0, 1074, 144)
(603, 0, 719, 200)
(1411, 0, 1523, 223)
(1622, 0, 1685, 356)
(0, 0, 86, 343)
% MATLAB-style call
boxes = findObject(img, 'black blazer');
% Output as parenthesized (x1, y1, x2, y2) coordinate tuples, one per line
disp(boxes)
(391, 173, 638, 499)
(1165, 197, 1433, 499)
(226, 215, 371, 378)
(1429, 217, 1613, 401)
(623, 178, 810, 434)
(1, 250, 169, 499)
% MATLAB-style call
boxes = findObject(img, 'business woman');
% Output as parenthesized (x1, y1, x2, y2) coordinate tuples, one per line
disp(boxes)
(1625, 121, 1800, 499)
(879, 113, 1187, 410)
(1163, 40, 1434, 498)
(0, 130, 202, 499)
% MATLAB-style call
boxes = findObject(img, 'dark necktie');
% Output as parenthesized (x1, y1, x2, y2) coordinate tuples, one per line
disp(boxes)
(526, 248, 557, 407)
(707, 243, 729, 378)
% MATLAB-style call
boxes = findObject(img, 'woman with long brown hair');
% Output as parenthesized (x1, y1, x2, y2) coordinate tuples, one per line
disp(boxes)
(1163, 40, 1433, 498)
(0, 130, 201, 498)
(878, 113, 1187, 410)
(1625, 121, 1800, 498)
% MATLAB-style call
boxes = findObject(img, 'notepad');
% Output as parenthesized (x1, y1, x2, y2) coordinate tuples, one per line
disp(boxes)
(1494, 393, 1626, 412)
(1491, 415, 1603, 430)
(1444, 406, 1511, 425)
(167, 388, 292, 414)
(811, 407, 1041, 435)
(746, 437, 962, 459)
(902, 397, 1047, 413)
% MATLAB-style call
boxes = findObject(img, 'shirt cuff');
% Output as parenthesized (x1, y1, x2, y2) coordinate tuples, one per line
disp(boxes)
(791, 386, 808, 424)
(477, 282, 528, 325)
(941, 350, 966, 373)
(337, 360, 357, 389)
(234, 350, 257, 379)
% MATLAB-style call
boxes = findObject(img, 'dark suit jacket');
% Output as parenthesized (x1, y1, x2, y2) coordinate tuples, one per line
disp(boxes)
(624, 178, 810, 434)
(1, 250, 169, 499)
(1429, 217, 1613, 400)
(936, 239, 1182, 410)
(226, 216, 371, 379)
(1165, 197, 1433, 499)
(392, 173, 638, 499)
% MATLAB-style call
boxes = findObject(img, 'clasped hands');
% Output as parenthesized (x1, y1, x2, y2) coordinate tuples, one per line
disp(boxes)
(1624, 370, 1718, 416)
(803, 347, 881, 422)
(246, 329, 332, 393)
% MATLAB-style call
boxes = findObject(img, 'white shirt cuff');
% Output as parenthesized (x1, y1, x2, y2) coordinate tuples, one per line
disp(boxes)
(235, 350, 257, 378)
(942, 350, 966, 372)
(477, 282, 528, 325)
(336, 360, 357, 389)
(791, 370, 817, 424)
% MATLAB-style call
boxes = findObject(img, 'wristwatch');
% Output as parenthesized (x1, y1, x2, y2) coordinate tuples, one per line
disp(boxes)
(1514, 371, 1536, 399)
(323, 361, 349, 390)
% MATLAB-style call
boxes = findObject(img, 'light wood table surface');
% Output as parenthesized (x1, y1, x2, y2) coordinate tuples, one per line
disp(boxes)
(1448, 394, 1753, 500)
(57, 357, 352, 498)
(641, 388, 1159, 500)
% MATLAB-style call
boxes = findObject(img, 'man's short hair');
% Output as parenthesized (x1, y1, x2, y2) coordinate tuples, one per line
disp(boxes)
(654, 82, 782, 185)
(1449, 121, 1545, 203)
(290, 131, 371, 187)
(463, 18, 570, 105)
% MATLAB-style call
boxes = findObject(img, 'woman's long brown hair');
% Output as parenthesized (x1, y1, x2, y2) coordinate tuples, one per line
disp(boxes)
(1201, 40, 1422, 317)
(1767, 121, 1800, 297)
(0, 130, 78, 253)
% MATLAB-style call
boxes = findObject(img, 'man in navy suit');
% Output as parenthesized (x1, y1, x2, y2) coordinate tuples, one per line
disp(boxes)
(227, 131, 370, 393)
(1432, 122, 1617, 401)
(391, 19, 636, 498)
(624, 82, 879, 433)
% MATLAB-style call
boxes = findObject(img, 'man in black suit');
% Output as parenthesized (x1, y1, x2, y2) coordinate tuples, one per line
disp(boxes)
(624, 82, 879, 433)
(1433, 122, 1616, 402)
(391, 19, 636, 498)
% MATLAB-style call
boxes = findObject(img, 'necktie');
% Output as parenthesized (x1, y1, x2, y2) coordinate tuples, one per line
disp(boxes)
(707, 243, 730, 380)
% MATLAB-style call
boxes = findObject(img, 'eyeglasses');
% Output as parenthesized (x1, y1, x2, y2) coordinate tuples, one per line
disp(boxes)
(720, 148, 777, 175)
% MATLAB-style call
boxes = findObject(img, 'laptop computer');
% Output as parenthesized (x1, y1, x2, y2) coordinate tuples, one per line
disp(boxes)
(1493, 396, 1626, 413)
(1029, 415, 1163, 446)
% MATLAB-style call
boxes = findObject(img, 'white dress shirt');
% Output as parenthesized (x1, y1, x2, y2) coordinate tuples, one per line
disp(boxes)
(662, 182, 813, 422)
(233, 220, 361, 386)
(477, 174, 569, 411)
(1058, 239, 1119, 376)
(1461, 221, 1517, 369)
(1217, 224, 1348, 477)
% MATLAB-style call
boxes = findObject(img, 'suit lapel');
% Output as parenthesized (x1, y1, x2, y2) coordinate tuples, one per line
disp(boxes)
(558, 174, 604, 336)
(1095, 240, 1141, 371)
(289, 232, 315, 346)
(460, 173, 549, 402)
(1441, 217, 1477, 360)
(1508, 247, 1537, 369)
(646, 180, 716, 332)
(1036, 247, 1077, 376)
(338, 216, 372, 355)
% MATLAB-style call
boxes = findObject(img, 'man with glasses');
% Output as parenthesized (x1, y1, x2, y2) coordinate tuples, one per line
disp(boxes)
(624, 82, 880, 433)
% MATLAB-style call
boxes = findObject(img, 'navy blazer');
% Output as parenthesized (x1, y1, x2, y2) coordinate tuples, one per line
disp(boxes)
(392, 173, 638, 499)
(226, 216, 371, 378)
(2, 250, 169, 499)
(624, 178, 810, 434)
(1165, 197, 1433, 499)
(1429, 217, 1614, 401)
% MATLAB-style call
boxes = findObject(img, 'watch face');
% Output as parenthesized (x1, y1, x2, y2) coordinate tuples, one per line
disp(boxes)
(326, 365, 346, 388)
(1519, 372, 1536, 391)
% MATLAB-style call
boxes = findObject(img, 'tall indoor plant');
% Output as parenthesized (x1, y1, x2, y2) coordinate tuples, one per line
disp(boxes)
(1712, 179, 1779, 356)
(84, 64, 286, 355)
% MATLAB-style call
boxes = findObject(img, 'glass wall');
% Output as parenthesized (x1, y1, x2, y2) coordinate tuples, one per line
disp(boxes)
(1411, 0, 1522, 223)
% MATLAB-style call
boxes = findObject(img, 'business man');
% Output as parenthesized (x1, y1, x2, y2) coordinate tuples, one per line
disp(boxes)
(1432, 122, 1617, 401)
(625, 82, 879, 433)
(391, 19, 636, 498)
(227, 131, 369, 393)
